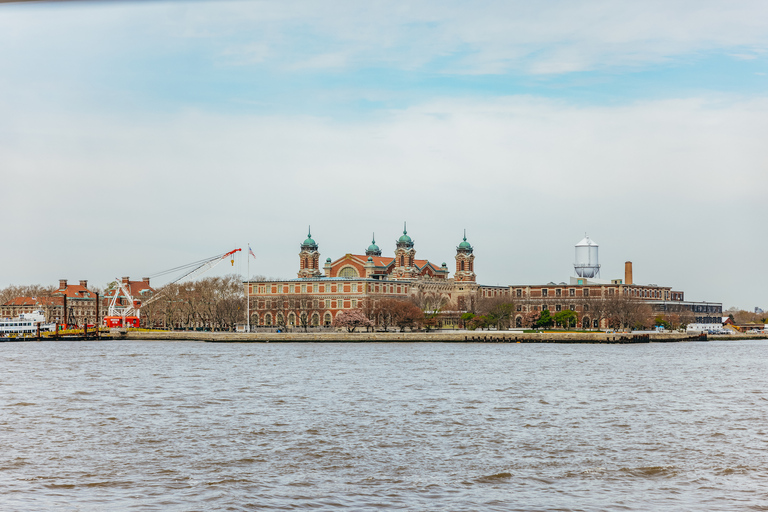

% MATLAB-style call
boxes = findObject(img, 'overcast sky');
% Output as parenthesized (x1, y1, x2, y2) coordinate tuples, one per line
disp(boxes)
(1, 0, 766, 309)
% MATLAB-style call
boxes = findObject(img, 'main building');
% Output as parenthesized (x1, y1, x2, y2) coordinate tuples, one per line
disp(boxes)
(245, 227, 721, 330)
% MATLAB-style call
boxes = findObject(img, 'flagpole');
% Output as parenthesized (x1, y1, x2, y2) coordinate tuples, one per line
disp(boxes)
(247, 242, 250, 333)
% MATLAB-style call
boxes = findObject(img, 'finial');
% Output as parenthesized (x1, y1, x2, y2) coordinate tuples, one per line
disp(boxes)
(372, 232, 376, 244)
(308, 225, 312, 237)
(403, 221, 407, 235)
(463, 228, 467, 242)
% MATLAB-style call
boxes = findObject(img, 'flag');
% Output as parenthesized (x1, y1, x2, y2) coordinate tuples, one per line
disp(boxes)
(248, 245, 256, 259)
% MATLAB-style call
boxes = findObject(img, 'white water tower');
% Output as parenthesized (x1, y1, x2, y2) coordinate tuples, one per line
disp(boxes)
(574, 235, 601, 278)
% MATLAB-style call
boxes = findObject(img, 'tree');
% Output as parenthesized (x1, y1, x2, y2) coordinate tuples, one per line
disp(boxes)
(536, 309, 554, 329)
(654, 315, 672, 330)
(332, 309, 373, 332)
(469, 314, 492, 330)
(553, 309, 578, 329)
(604, 294, 653, 330)
(411, 288, 450, 331)
(379, 299, 424, 332)
(522, 309, 540, 329)
(460, 312, 475, 329)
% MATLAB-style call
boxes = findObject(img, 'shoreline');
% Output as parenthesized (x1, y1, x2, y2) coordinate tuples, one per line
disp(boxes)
(109, 330, 768, 343)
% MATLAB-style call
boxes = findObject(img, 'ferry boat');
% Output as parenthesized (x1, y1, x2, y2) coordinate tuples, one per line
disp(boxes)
(0, 310, 57, 336)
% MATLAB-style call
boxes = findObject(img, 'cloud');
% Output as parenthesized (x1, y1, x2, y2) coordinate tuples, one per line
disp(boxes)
(3, 0, 768, 76)
(1, 94, 766, 307)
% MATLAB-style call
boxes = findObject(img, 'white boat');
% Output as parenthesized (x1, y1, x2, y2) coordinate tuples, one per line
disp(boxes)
(0, 310, 57, 336)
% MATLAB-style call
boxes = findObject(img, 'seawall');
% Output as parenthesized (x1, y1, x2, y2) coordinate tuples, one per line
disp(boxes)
(115, 330, 722, 343)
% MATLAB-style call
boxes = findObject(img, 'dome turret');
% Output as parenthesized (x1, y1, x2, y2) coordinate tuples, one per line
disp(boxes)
(366, 233, 382, 257)
(457, 230, 473, 253)
(301, 227, 318, 250)
(396, 222, 414, 249)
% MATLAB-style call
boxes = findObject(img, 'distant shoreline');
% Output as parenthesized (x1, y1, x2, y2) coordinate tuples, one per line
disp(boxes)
(109, 330, 768, 343)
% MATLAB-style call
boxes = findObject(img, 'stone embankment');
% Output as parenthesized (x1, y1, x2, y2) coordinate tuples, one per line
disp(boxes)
(116, 330, 722, 343)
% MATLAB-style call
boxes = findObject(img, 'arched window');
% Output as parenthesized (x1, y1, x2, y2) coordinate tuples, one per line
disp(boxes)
(251, 313, 260, 326)
(311, 313, 320, 326)
(339, 266, 359, 278)
(288, 313, 295, 326)
(582, 316, 590, 329)
(324, 312, 332, 326)
(265, 313, 272, 326)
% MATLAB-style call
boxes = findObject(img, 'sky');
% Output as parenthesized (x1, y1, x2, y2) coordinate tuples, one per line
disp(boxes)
(1, 0, 766, 309)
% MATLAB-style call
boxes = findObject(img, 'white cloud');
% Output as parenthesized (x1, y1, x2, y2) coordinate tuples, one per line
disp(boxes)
(3, 0, 768, 75)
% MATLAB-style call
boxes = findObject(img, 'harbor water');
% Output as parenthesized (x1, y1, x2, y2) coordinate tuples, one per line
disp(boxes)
(1, 340, 767, 511)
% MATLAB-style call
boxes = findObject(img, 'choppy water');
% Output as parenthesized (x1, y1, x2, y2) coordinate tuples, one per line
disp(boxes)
(1, 340, 767, 511)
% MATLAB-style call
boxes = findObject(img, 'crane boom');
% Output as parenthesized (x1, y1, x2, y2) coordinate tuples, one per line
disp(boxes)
(142, 248, 242, 308)
(171, 249, 242, 285)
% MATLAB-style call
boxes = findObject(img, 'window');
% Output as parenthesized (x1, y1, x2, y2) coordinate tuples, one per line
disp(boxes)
(542, 304, 548, 310)
(569, 304, 575, 311)
(569, 289, 575, 296)
(352, 283, 357, 293)
(352, 299, 357, 308)
(301, 284, 306, 293)
(516, 289, 522, 297)
(556, 289, 562, 297)
(584, 288, 590, 297)
(542, 289, 548, 297)
(313, 283, 318, 293)
(556, 304, 561, 311)
(325, 299, 331, 309)
(339, 267, 358, 278)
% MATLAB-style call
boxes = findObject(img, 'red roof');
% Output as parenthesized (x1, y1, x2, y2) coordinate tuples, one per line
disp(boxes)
(54, 284, 94, 299)
(2, 296, 63, 307)
(103, 279, 155, 299)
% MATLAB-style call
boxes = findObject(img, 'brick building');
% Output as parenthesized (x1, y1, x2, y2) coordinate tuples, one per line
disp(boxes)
(246, 228, 721, 330)
(246, 228, 501, 328)
(2, 279, 102, 326)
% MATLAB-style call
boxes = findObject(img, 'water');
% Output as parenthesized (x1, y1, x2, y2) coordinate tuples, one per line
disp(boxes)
(1, 340, 767, 511)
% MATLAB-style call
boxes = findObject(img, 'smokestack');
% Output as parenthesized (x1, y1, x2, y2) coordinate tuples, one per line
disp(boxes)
(142, 277, 150, 285)
(59, 279, 67, 290)
(625, 261, 633, 285)
(122, 277, 130, 285)
(80, 280, 88, 288)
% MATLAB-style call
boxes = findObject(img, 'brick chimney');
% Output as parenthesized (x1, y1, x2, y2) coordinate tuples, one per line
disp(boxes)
(80, 280, 88, 288)
(122, 277, 130, 285)
(142, 277, 150, 285)
(625, 261, 633, 285)
(59, 279, 67, 289)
